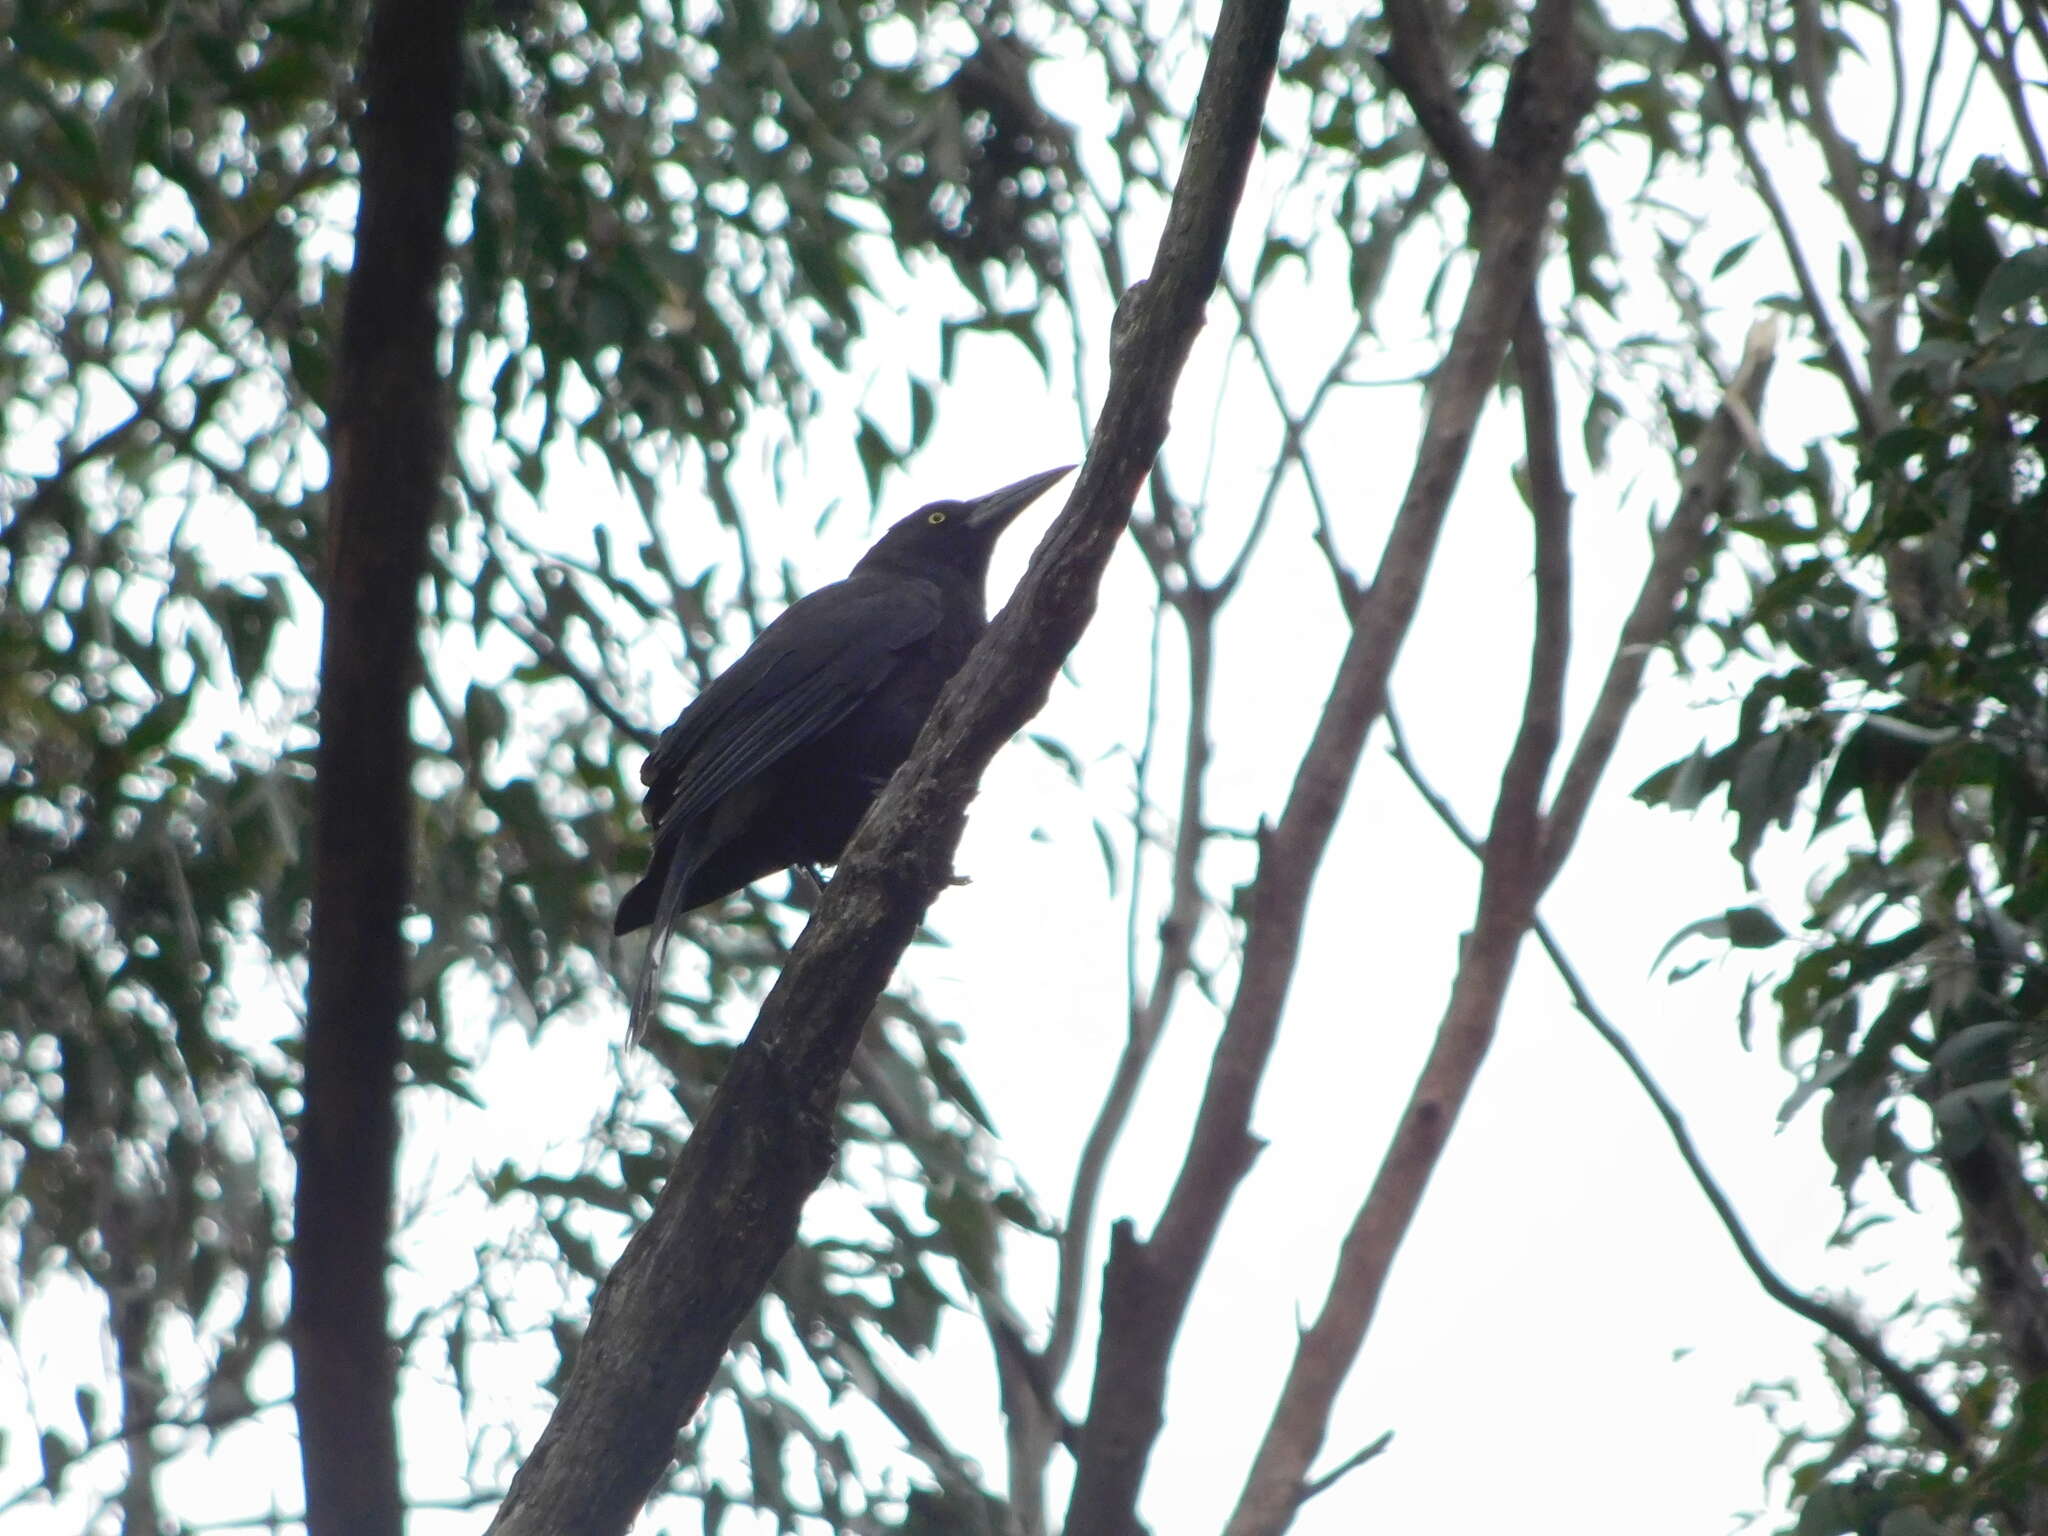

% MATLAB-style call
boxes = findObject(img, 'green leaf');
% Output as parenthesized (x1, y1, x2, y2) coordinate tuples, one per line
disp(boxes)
(908, 377, 936, 450)
(1972, 246, 2048, 336)
(854, 413, 894, 503)
(1254, 234, 1307, 288)
(1711, 233, 1759, 278)
(1653, 905, 1785, 971)
(1724, 906, 1788, 947)
(1562, 171, 1618, 315)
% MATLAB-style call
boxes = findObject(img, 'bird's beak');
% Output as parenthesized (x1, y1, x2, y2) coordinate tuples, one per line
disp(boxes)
(962, 464, 1076, 531)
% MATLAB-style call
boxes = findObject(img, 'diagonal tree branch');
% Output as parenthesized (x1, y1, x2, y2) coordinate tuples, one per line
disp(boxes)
(1378, 0, 1488, 200)
(1382, 712, 1970, 1457)
(1219, 294, 1575, 1536)
(1537, 317, 1777, 883)
(1062, 8, 1598, 1531)
(1220, 297, 1778, 1531)
(480, 0, 1293, 1528)
(1943, 0, 2048, 184)
(1673, 0, 1878, 441)
(1046, 568, 1216, 1391)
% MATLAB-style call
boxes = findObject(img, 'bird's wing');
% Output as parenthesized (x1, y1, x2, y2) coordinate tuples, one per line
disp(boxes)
(639, 575, 944, 832)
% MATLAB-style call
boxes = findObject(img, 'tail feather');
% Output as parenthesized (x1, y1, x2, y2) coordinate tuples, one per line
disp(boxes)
(627, 842, 697, 1044)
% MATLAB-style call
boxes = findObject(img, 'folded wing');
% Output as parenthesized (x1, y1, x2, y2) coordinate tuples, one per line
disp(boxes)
(638, 574, 946, 838)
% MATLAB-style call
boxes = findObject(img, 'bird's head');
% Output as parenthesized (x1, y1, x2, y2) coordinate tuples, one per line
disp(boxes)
(857, 465, 1075, 583)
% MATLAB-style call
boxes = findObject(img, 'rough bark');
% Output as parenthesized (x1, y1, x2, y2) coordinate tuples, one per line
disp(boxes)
(481, 0, 1291, 1528)
(294, 4, 463, 1533)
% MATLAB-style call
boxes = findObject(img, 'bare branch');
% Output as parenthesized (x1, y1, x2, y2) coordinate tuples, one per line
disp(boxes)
(1220, 279, 1368, 602)
(1295, 1431, 1393, 1508)
(1537, 318, 1777, 882)
(828, 1332, 992, 1514)
(1907, 3, 1956, 194)
(1378, 0, 1489, 200)
(0, 1398, 292, 1522)
(1047, 579, 1216, 1386)
(1790, 0, 1890, 258)
(1945, 0, 2048, 182)
(1673, 0, 1877, 440)
(503, 606, 658, 752)
(1787, 0, 1913, 407)
(1219, 294, 1573, 1536)
(1380, 713, 1971, 1459)
(2019, 0, 2048, 67)
(1064, 10, 1598, 1529)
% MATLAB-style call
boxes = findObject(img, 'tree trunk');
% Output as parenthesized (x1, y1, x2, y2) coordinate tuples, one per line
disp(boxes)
(294, 4, 463, 1533)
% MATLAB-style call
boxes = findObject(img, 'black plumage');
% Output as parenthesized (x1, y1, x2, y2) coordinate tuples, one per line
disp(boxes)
(618, 465, 1072, 1038)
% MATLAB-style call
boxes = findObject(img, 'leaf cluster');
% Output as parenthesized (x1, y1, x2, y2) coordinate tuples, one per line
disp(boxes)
(1, 0, 1073, 1524)
(1638, 154, 2048, 1533)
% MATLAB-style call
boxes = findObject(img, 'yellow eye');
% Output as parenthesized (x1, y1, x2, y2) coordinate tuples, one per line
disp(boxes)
(927, 510, 948, 525)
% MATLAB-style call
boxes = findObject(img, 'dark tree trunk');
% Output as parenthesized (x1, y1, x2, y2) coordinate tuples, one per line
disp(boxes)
(294, 3, 463, 1533)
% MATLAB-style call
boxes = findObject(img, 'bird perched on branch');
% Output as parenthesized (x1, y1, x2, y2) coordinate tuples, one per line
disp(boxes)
(617, 464, 1074, 1040)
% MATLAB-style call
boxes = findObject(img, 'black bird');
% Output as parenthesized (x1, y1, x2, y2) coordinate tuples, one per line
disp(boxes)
(617, 464, 1074, 1038)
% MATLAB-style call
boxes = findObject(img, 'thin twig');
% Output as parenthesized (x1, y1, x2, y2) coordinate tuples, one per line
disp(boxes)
(1538, 317, 1778, 883)
(1673, 0, 1876, 441)
(1381, 712, 1972, 1457)
(1067, 11, 1598, 1530)
(1294, 1431, 1393, 1507)
(1944, 0, 2048, 182)
(1219, 280, 1368, 602)
(503, 607, 658, 751)
(0, 1398, 291, 1520)
(1790, 0, 1889, 259)
(1220, 291, 1574, 1536)
(1908, 2, 1954, 193)
(1046, 576, 1216, 1385)
(1378, 0, 1488, 201)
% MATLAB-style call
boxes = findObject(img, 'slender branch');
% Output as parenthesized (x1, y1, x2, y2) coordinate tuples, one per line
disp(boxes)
(1788, 0, 1912, 412)
(2019, 0, 2048, 68)
(1063, 11, 1598, 1530)
(1878, 0, 1909, 195)
(1378, 0, 1488, 201)
(1380, 714, 1971, 1457)
(1538, 318, 1778, 883)
(482, 0, 1292, 1526)
(1218, 280, 1367, 601)
(0, 1398, 291, 1520)
(1789, 0, 1889, 259)
(1295, 1431, 1393, 1508)
(1220, 294, 1574, 1536)
(1673, 0, 1877, 441)
(1945, 0, 2048, 182)
(845, 1040, 1054, 1532)
(828, 1330, 991, 1512)
(503, 607, 658, 751)
(1907, 2, 1954, 195)
(1047, 579, 1216, 1384)
(1121, 593, 1170, 1028)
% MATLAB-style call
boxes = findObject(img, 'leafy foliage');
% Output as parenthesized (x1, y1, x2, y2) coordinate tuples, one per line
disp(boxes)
(1, 0, 1071, 1524)
(1639, 153, 2048, 1533)
(5, 0, 2041, 1530)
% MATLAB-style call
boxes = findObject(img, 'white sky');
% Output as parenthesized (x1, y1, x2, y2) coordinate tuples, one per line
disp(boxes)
(1, 2, 2011, 1533)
